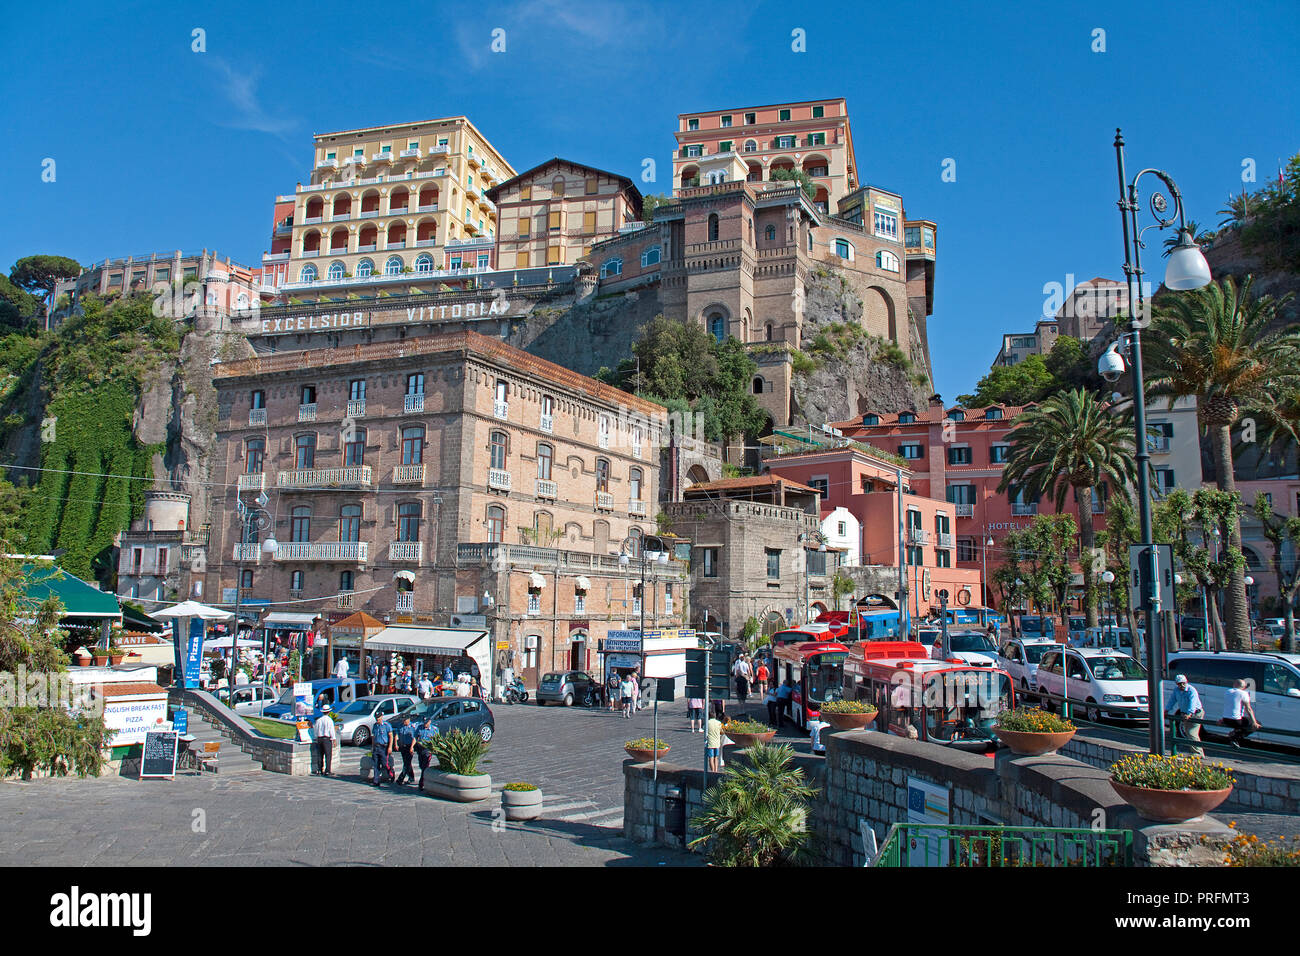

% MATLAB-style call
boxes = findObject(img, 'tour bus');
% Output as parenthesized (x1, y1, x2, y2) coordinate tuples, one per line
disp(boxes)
(771, 622, 846, 647)
(770, 641, 851, 729)
(945, 607, 1004, 629)
(841, 641, 1016, 752)
(812, 607, 903, 641)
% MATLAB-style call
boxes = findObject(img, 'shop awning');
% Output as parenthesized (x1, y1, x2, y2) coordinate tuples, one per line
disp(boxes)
(121, 602, 164, 633)
(263, 612, 319, 629)
(365, 626, 488, 657)
(120, 643, 177, 666)
(20, 564, 121, 620)
(574, 576, 592, 591)
(528, 572, 546, 589)
(393, 570, 416, 584)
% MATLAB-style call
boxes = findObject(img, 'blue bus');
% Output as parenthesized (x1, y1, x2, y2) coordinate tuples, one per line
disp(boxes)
(857, 609, 903, 640)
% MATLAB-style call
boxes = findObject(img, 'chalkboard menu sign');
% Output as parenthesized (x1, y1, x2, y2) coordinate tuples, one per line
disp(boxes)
(141, 731, 179, 779)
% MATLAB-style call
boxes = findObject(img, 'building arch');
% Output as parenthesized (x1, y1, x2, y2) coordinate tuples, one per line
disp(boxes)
(360, 189, 381, 214)
(416, 218, 438, 244)
(389, 187, 410, 214)
(679, 165, 700, 189)
(301, 229, 321, 255)
(327, 260, 346, 281)
(305, 196, 324, 220)
(862, 285, 898, 342)
(685, 465, 710, 486)
(331, 193, 352, 218)
(386, 221, 407, 247)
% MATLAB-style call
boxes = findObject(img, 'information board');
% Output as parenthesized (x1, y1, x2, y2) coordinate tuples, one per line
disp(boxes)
(140, 731, 179, 779)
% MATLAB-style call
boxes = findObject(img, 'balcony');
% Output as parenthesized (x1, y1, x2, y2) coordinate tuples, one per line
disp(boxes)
(263, 252, 290, 263)
(466, 152, 481, 168)
(232, 543, 262, 563)
(488, 468, 511, 491)
(372, 152, 394, 164)
(400, 148, 421, 159)
(417, 203, 438, 213)
(238, 473, 265, 491)
(540, 413, 553, 434)
(632, 442, 642, 459)
(936, 532, 954, 549)
(298, 403, 317, 423)
(954, 503, 974, 518)
(330, 212, 351, 222)
(908, 527, 930, 546)
(494, 400, 508, 420)
(344, 155, 367, 167)
(395, 592, 414, 613)
(428, 145, 451, 157)
(404, 393, 425, 414)
(276, 466, 373, 490)
(535, 479, 557, 499)
(337, 591, 355, 610)
(393, 463, 425, 484)
(249, 408, 267, 426)
(359, 210, 380, 219)
(275, 542, 369, 563)
(596, 491, 614, 511)
(316, 158, 337, 170)
(630, 500, 646, 515)
(1148, 438, 1172, 454)
(415, 239, 439, 248)
(357, 244, 377, 253)
(1012, 503, 1039, 516)
(390, 541, 422, 563)
(598, 431, 609, 450)
(347, 399, 366, 418)
(388, 240, 407, 250)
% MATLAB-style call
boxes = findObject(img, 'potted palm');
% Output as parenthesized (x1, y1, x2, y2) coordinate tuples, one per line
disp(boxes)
(994, 707, 1076, 755)
(422, 729, 492, 801)
(690, 743, 817, 866)
(820, 699, 878, 731)
(624, 737, 669, 762)
(501, 782, 543, 821)
(722, 718, 776, 749)
(1109, 753, 1235, 823)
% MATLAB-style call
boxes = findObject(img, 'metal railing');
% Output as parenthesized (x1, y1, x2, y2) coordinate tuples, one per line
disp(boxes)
(535, 479, 557, 498)
(237, 473, 265, 491)
(298, 403, 317, 422)
(595, 491, 614, 510)
(232, 543, 262, 563)
(404, 393, 425, 413)
(630, 500, 646, 515)
(494, 400, 508, 420)
(873, 823, 1132, 867)
(274, 542, 368, 563)
(954, 503, 974, 517)
(393, 463, 425, 484)
(249, 408, 267, 426)
(908, 527, 929, 546)
(488, 468, 512, 491)
(347, 399, 366, 418)
(276, 466, 372, 489)
(1012, 503, 1039, 515)
(390, 541, 422, 563)
(395, 592, 414, 612)
(540, 413, 554, 433)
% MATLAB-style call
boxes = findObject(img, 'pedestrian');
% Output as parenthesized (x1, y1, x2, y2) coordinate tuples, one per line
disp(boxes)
(371, 711, 394, 786)
(754, 659, 769, 696)
(395, 715, 417, 786)
(443, 663, 454, 682)
(1221, 678, 1260, 748)
(367, 659, 378, 696)
(765, 685, 781, 727)
(312, 704, 336, 776)
(733, 654, 751, 708)
(705, 701, 724, 773)
(776, 678, 794, 727)
(1165, 674, 1205, 757)
(620, 672, 635, 718)
(688, 694, 705, 732)
(334, 655, 349, 680)
(630, 670, 642, 712)
(607, 672, 621, 712)
(417, 671, 434, 700)
(415, 717, 437, 789)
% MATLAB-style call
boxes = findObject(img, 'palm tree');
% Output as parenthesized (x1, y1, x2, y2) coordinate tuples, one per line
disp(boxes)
(1217, 191, 1253, 231)
(1145, 275, 1300, 650)
(997, 389, 1138, 628)
(1162, 219, 1216, 256)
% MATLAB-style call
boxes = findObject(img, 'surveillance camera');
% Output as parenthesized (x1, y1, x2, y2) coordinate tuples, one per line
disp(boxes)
(1098, 344, 1126, 383)
(1111, 391, 1123, 404)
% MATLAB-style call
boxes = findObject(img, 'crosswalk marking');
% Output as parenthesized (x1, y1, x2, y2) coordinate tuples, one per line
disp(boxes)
(540, 799, 598, 814)
(557, 806, 624, 824)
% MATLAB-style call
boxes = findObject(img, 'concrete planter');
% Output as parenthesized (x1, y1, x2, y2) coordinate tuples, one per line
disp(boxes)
(625, 746, 669, 763)
(1110, 780, 1233, 823)
(724, 730, 776, 749)
(501, 787, 543, 820)
(994, 727, 1076, 756)
(422, 769, 492, 802)
(822, 711, 878, 731)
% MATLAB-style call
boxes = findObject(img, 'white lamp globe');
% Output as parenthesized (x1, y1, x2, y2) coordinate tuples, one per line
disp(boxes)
(261, 536, 278, 555)
(1164, 229, 1212, 290)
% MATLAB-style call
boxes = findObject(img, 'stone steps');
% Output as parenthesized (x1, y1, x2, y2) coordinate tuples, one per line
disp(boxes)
(183, 712, 267, 775)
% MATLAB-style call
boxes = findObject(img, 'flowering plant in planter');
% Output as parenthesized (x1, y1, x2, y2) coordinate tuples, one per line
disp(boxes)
(821, 699, 877, 715)
(722, 719, 771, 735)
(502, 782, 538, 792)
(996, 707, 1074, 733)
(625, 737, 668, 751)
(1109, 754, 1234, 791)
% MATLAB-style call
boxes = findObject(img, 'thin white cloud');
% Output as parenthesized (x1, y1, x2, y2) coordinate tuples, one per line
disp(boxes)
(205, 57, 296, 139)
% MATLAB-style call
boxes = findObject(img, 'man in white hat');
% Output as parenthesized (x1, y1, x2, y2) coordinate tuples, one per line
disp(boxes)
(313, 704, 337, 776)
(1165, 674, 1204, 757)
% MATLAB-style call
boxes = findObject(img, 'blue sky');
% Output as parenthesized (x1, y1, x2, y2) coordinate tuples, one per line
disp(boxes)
(3, 0, 1297, 398)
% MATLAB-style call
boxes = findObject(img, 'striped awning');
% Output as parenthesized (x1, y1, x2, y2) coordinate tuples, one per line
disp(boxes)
(574, 576, 591, 591)
(528, 572, 546, 589)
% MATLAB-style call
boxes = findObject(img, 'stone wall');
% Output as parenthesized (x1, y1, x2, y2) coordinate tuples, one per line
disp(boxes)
(171, 688, 316, 775)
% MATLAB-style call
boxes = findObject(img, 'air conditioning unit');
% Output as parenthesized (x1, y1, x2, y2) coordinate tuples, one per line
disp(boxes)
(523, 634, 538, 649)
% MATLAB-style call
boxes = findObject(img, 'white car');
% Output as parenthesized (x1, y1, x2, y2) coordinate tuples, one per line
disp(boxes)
(332, 695, 419, 745)
(932, 630, 999, 666)
(997, 639, 1062, 697)
(1164, 651, 1300, 749)
(1034, 647, 1149, 723)
(1082, 626, 1139, 657)
(219, 683, 279, 716)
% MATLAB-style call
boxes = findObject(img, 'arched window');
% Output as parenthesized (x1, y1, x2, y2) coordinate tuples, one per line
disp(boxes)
(327, 261, 346, 281)
(490, 430, 508, 470)
(299, 264, 317, 283)
(753, 376, 765, 394)
(835, 239, 854, 261)
(876, 249, 900, 272)
(600, 257, 622, 278)
(398, 503, 421, 542)
(764, 224, 776, 242)
(295, 434, 316, 469)
(708, 313, 726, 343)
(414, 253, 434, 274)
(743, 139, 758, 153)
(291, 506, 311, 543)
(245, 439, 264, 474)
(384, 256, 403, 276)
(707, 214, 720, 241)
(627, 526, 643, 557)
(595, 458, 610, 493)
(536, 443, 553, 480)
(339, 504, 361, 542)
(401, 425, 425, 465)
(486, 505, 505, 543)
(236, 293, 248, 309)
(356, 258, 374, 278)
(629, 467, 643, 501)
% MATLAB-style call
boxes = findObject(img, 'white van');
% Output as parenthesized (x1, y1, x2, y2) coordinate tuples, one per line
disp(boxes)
(1035, 647, 1149, 723)
(1082, 626, 1139, 657)
(1163, 651, 1300, 749)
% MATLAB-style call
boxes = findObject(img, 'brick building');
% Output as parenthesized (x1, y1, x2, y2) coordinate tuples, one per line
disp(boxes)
(209, 330, 685, 688)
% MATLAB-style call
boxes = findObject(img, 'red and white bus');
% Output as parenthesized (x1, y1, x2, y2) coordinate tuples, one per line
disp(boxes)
(841, 642, 1015, 752)
(770, 641, 850, 729)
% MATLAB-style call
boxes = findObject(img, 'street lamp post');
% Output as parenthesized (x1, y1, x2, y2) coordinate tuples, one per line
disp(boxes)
(619, 534, 668, 679)
(233, 491, 276, 714)
(1101, 570, 1116, 648)
(981, 536, 994, 619)
(1101, 129, 1213, 755)
(1245, 575, 1256, 651)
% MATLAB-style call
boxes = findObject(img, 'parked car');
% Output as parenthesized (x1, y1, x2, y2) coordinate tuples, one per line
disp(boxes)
(262, 676, 369, 721)
(1018, 615, 1057, 638)
(932, 630, 998, 666)
(1082, 626, 1139, 656)
(1034, 647, 1149, 723)
(997, 639, 1062, 697)
(1164, 651, 1300, 749)
(536, 670, 599, 706)
(1067, 617, 1087, 643)
(915, 627, 941, 651)
(402, 696, 495, 742)
(217, 682, 279, 716)
(333, 694, 419, 746)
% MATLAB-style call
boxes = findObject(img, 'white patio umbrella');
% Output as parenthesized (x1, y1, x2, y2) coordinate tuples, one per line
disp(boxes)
(203, 635, 262, 650)
(150, 600, 234, 621)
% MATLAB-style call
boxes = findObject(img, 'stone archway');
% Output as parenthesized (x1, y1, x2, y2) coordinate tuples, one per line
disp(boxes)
(862, 286, 897, 343)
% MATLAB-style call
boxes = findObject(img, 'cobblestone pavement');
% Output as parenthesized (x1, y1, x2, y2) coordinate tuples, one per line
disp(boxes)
(0, 697, 731, 867)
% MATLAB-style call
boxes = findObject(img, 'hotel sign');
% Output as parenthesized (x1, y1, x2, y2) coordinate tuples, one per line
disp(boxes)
(257, 296, 523, 336)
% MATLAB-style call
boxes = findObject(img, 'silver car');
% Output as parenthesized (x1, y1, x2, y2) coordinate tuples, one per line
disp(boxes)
(333, 695, 418, 745)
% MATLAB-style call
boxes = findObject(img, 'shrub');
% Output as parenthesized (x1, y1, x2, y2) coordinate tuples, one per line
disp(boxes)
(821, 699, 877, 715)
(1109, 753, 1234, 791)
(503, 782, 538, 792)
(790, 350, 818, 375)
(1222, 826, 1300, 866)
(428, 728, 489, 775)
(723, 719, 771, 735)
(996, 707, 1073, 733)
(625, 737, 668, 751)
(690, 742, 818, 866)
